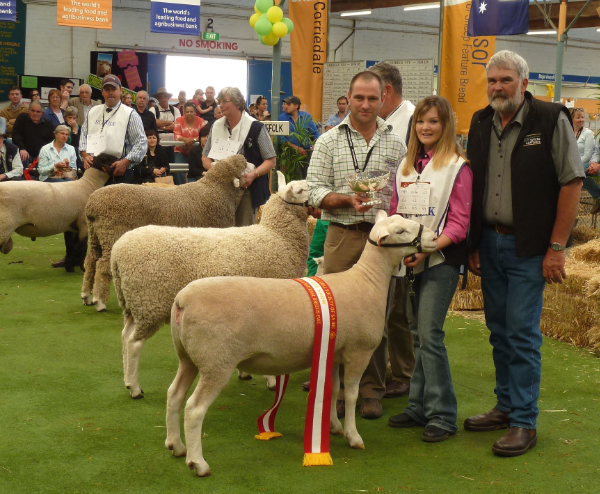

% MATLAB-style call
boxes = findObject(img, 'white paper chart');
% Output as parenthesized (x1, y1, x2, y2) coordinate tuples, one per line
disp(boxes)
(386, 59, 434, 104)
(321, 61, 366, 124)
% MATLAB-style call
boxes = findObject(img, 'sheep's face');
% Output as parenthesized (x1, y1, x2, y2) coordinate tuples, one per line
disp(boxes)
(277, 177, 308, 205)
(370, 210, 437, 254)
(234, 161, 256, 188)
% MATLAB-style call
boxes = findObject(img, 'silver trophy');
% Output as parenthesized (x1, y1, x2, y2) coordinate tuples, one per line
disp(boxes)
(346, 170, 391, 206)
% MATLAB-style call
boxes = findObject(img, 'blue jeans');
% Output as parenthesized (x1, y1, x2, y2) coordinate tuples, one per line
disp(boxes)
(173, 152, 188, 185)
(404, 263, 459, 433)
(479, 228, 545, 430)
(583, 163, 600, 200)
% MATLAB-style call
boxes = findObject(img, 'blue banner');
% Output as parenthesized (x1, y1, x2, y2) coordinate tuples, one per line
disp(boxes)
(151, 0, 200, 36)
(467, 0, 529, 36)
(0, 0, 16, 21)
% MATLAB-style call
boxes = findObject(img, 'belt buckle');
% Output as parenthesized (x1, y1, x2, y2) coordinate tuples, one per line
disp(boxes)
(495, 224, 502, 234)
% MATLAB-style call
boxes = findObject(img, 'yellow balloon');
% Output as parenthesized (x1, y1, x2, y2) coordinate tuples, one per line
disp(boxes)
(266, 6, 283, 24)
(254, 3, 260, 13)
(271, 21, 288, 38)
(249, 12, 261, 28)
(263, 33, 279, 46)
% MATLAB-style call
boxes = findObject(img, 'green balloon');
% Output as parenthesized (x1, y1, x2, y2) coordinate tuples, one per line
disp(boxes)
(259, 35, 266, 45)
(254, 16, 273, 36)
(255, 0, 274, 13)
(282, 17, 294, 34)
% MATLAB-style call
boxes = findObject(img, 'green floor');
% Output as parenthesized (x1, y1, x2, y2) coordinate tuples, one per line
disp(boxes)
(1, 234, 599, 494)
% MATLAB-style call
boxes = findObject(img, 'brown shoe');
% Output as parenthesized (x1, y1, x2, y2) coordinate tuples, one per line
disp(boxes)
(301, 380, 310, 391)
(384, 381, 410, 398)
(464, 408, 511, 432)
(492, 427, 537, 457)
(360, 398, 382, 419)
(336, 399, 345, 419)
(591, 203, 600, 215)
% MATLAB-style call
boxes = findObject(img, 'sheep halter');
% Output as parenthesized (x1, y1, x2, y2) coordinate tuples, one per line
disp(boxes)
(254, 276, 337, 468)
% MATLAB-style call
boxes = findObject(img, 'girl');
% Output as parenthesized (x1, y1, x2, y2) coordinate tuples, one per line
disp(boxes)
(387, 95, 473, 443)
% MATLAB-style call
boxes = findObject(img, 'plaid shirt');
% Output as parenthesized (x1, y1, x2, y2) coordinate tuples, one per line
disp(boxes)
(308, 114, 406, 224)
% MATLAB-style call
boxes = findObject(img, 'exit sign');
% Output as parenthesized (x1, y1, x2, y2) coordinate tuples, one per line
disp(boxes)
(202, 32, 219, 40)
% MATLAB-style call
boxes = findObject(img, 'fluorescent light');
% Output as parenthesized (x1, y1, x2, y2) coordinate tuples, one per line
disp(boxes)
(340, 10, 372, 16)
(404, 3, 440, 10)
(527, 30, 557, 35)
(597, 28, 600, 31)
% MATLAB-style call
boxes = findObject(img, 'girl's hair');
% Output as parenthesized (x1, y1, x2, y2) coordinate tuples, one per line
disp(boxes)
(402, 95, 466, 176)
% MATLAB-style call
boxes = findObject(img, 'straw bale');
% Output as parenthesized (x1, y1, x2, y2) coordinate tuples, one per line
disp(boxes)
(449, 273, 484, 311)
(569, 239, 600, 264)
(572, 224, 600, 244)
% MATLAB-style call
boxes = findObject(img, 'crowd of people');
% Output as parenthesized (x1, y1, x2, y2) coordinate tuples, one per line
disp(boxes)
(1, 49, 596, 459)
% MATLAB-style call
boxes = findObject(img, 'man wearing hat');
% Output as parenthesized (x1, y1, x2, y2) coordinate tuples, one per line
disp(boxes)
(151, 87, 181, 172)
(0, 130, 24, 182)
(79, 74, 147, 184)
(278, 95, 320, 179)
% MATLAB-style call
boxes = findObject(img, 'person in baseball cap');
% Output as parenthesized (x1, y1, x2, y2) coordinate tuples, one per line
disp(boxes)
(282, 95, 301, 106)
(102, 74, 121, 88)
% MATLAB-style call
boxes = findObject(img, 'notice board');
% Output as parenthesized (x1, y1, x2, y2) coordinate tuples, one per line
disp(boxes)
(321, 61, 366, 124)
(386, 59, 434, 105)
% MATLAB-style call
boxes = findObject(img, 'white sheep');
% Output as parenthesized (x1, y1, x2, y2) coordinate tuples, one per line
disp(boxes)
(81, 154, 251, 312)
(0, 160, 110, 255)
(164, 211, 437, 477)
(111, 172, 309, 399)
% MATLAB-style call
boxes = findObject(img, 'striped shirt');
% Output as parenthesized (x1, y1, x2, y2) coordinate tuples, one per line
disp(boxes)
(308, 114, 406, 224)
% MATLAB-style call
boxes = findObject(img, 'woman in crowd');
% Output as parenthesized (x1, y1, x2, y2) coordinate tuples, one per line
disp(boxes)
(173, 101, 205, 185)
(387, 95, 472, 443)
(187, 123, 212, 183)
(64, 106, 83, 174)
(121, 92, 133, 107)
(37, 125, 77, 182)
(133, 129, 169, 185)
(571, 108, 600, 214)
(214, 105, 223, 120)
(29, 89, 41, 104)
(176, 90, 186, 114)
(43, 89, 65, 128)
(255, 96, 270, 121)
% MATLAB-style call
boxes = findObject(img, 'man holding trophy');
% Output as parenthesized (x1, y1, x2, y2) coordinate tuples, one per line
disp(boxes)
(307, 71, 407, 419)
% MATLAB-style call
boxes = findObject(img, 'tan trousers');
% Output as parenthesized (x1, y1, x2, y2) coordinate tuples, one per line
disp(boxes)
(385, 277, 415, 385)
(235, 188, 255, 227)
(323, 224, 387, 400)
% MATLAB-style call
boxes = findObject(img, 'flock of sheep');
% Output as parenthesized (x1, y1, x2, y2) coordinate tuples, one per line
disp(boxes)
(0, 154, 434, 477)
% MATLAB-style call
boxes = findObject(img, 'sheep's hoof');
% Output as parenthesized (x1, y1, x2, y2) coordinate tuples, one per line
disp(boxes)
(237, 372, 252, 381)
(330, 421, 344, 435)
(187, 459, 211, 477)
(95, 301, 107, 312)
(127, 386, 144, 399)
(347, 434, 365, 450)
(166, 440, 187, 457)
(265, 375, 277, 391)
(82, 293, 93, 306)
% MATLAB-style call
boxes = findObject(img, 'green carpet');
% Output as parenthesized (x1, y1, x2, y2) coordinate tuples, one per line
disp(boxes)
(1, 234, 599, 494)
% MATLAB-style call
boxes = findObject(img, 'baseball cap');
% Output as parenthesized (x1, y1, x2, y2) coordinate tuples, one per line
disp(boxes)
(282, 95, 301, 106)
(102, 74, 121, 88)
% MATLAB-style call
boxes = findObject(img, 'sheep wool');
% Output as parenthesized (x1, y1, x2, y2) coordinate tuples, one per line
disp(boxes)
(111, 172, 309, 399)
(81, 154, 249, 312)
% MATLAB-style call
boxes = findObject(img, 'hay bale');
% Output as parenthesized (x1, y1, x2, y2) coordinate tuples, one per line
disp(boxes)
(572, 225, 600, 244)
(449, 273, 484, 311)
(569, 239, 600, 264)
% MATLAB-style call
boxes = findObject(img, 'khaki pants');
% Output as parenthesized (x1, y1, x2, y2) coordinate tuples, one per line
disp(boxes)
(323, 223, 386, 400)
(385, 277, 415, 385)
(235, 188, 255, 227)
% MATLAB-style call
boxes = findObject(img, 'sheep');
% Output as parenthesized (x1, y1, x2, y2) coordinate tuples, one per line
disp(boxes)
(81, 154, 251, 312)
(0, 155, 112, 255)
(164, 211, 437, 477)
(111, 171, 309, 399)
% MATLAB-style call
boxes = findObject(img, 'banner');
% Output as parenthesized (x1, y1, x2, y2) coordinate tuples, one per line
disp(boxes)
(0, 0, 25, 101)
(0, 0, 16, 21)
(439, 0, 495, 134)
(468, 0, 529, 36)
(57, 0, 112, 29)
(151, 0, 200, 36)
(289, 0, 327, 122)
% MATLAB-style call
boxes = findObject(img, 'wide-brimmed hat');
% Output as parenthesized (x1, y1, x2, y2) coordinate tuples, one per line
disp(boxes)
(153, 87, 173, 99)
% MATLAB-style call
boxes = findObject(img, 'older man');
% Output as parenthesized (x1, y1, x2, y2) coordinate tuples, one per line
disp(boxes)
(12, 102, 54, 165)
(0, 86, 28, 138)
(68, 84, 99, 126)
(80, 74, 147, 184)
(134, 91, 158, 132)
(466, 50, 584, 457)
(0, 130, 24, 182)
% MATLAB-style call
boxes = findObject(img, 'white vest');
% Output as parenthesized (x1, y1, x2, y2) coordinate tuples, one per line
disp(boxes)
(386, 100, 415, 145)
(394, 153, 465, 275)
(210, 112, 256, 155)
(86, 102, 134, 159)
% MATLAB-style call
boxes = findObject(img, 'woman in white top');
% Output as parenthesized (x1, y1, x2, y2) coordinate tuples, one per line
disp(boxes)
(571, 108, 600, 214)
(37, 125, 77, 182)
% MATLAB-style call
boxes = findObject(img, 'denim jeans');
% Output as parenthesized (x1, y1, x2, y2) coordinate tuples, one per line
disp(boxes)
(583, 163, 600, 200)
(403, 263, 459, 433)
(479, 227, 545, 430)
(173, 152, 188, 185)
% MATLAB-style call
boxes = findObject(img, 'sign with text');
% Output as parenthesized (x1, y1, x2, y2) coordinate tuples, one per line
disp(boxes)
(151, 0, 200, 36)
(0, 0, 25, 100)
(202, 31, 218, 40)
(57, 0, 112, 29)
(263, 121, 290, 136)
(0, 0, 16, 22)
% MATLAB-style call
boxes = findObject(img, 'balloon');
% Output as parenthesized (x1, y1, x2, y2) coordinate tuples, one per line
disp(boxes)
(271, 21, 288, 38)
(259, 35, 267, 45)
(281, 17, 294, 34)
(254, 15, 273, 36)
(254, 2, 260, 14)
(249, 12, 261, 28)
(266, 6, 283, 24)
(255, 0, 274, 13)
(263, 33, 279, 46)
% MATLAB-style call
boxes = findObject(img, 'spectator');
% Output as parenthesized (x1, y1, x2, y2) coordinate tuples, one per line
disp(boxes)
(121, 92, 133, 107)
(0, 85, 28, 138)
(37, 125, 77, 183)
(80, 74, 147, 184)
(255, 96, 271, 121)
(29, 89, 41, 104)
(134, 91, 158, 132)
(202, 86, 276, 226)
(173, 101, 205, 185)
(68, 84, 99, 127)
(64, 106, 82, 173)
(324, 96, 348, 131)
(12, 102, 54, 166)
(149, 97, 158, 110)
(151, 87, 181, 165)
(278, 95, 320, 179)
(59, 79, 75, 111)
(188, 123, 211, 183)
(43, 89, 66, 128)
(574, 108, 600, 214)
(0, 130, 24, 182)
(214, 105, 223, 120)
(0, 116, 5, 136)
(194, 88, 205, 104)
(198, 86, 217, 123)
(176, 90, 186, 115)
(133, 129, 169, 185)
(248, 104, 258, 118)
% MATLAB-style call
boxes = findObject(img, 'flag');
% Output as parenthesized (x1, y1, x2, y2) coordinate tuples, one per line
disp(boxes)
(467, 0, 529, 36)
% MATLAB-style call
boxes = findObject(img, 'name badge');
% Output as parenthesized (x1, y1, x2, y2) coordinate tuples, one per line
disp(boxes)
(208, 137, 243, 161)
(87, 133, 107, 156)
(523, 134, 541, 146)
(397, 182, 431, 215)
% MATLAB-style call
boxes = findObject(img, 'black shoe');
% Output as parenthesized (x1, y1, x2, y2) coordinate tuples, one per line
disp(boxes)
(51, 258, 66, 268)
(65, 266, 75, 273)
(388, 412, 421, 428)
(422, 424, 454, 443)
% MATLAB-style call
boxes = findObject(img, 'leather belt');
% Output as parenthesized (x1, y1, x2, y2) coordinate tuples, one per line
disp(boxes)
(488, 224, 514, 235)
(330, 221, 373, 233)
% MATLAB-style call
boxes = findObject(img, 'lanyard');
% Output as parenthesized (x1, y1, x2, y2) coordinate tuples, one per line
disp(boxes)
(102, 102, 121, 131)
(345, 126, 375, 173)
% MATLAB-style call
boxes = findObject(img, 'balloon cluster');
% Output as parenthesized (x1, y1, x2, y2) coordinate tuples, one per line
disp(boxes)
(249, 0, 294, 46)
